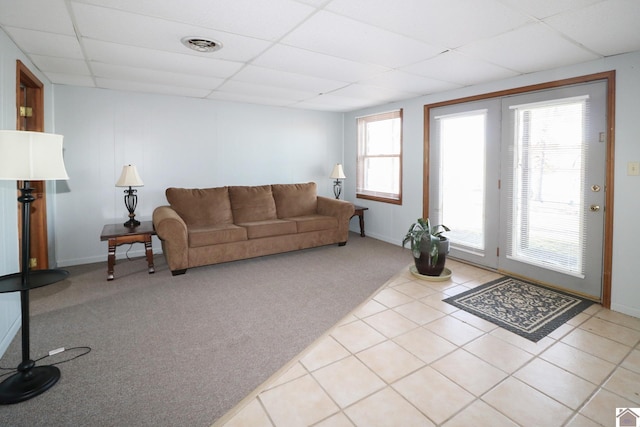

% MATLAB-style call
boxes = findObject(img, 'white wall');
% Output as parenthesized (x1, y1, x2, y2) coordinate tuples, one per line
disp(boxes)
(343, 51, 640, 318)
(52, 85, 344, 266)
(0, 29, 56, 355)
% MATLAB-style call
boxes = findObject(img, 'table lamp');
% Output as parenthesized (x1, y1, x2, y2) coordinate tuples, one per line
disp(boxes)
(115, 165, 144, 228)
(330, 163, 346, 199)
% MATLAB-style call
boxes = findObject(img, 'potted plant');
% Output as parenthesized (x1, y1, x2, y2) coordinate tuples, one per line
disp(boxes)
(402, 218, 450, 276)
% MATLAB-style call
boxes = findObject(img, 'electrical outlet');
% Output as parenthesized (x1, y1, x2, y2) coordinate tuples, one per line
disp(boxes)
(628, 162, 640, 176)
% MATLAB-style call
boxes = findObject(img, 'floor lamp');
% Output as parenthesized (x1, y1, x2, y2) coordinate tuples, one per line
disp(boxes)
(0, 130, 69, 404)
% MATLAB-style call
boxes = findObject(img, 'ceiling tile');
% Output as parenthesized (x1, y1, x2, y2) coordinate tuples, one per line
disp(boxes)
(282, 11, 443, 68)
(544, 0, 640, 56)
(207, 91, 294, 108)
(96, 77, 213, 98)
(253, 44, 389, 82)
(288, 101, 345, 112)
(3, 27, 84, 58)
(45, 72, 95, 87)
(294, 0, 328, 7)
(216, 80, 317, 101)
(457, 22, 600, 74)
(326, 83, 416, 104)
(499, 0, 602, 19)
(360, 69, 461, 95)
(71, 2, 271, 62)
(83, 39, 243, 79)
(327, 0, 534, 48)
(401, 51, 519, 86)
(301, 93, 379, 111)
(233, 65, 347, 94)
(0, 0, 75, 35)
(91, 63, 225, 90)
(73, 0, 316, 41)
(29, 55, 91, 75)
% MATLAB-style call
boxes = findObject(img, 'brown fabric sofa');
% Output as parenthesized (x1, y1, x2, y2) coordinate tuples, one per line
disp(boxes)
(152, 182, 354, 275)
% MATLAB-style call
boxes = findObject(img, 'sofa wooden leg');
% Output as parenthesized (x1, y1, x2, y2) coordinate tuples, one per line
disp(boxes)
(171, 269, 187, 276)
(338, 241, 347, 246)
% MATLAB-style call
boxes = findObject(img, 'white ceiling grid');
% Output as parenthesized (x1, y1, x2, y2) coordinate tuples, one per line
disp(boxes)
(0, 0, 638, 112)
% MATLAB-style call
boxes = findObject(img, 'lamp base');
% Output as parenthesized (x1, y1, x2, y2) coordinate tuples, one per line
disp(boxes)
(123, 218, 140, 228)
(333, 180, 342, 199)
(0, 365, 60, 404)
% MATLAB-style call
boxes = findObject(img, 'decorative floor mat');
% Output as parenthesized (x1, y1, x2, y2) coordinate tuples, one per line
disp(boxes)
(443, 277, 594, 342)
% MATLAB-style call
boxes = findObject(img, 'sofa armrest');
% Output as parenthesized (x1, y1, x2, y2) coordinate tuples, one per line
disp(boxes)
(317, 196, 354, 242)
(153, 206, 189, 272)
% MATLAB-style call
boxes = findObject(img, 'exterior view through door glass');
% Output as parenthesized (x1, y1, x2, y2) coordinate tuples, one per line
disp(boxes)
(430, 100, 501, 270)
(430, 81, 607, 300)
(500, 82, 606, 299)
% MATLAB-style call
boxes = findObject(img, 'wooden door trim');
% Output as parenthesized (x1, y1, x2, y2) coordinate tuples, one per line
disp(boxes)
(423, 71, 615, 308)
(16, 60, 44, 131)
(16, 60, 48, 270)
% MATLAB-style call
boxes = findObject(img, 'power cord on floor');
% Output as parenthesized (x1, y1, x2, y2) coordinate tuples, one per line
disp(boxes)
(0, 346, 92, 379)
(125, 243, 139, 260)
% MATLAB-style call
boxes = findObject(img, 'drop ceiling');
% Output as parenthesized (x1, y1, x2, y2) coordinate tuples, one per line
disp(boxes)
(1, 0, 639, 112)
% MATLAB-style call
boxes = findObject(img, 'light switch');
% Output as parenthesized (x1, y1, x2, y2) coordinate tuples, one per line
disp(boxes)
(628, 161, 640, 176)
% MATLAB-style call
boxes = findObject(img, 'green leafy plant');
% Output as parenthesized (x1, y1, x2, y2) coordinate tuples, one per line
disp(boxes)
(402, 218, 450, 262)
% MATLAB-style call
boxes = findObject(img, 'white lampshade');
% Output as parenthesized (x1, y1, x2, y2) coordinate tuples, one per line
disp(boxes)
(330, 163, 346, 180)
(116, 164, 144, 187)
(0, 130, 69, 180)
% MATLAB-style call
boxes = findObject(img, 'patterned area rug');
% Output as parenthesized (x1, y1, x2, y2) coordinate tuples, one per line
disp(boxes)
(443, 277, 594, 342)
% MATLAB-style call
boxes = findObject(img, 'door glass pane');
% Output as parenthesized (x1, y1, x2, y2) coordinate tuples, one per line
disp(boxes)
(507, 97, 588, 277)
(438, 111, 486, 251)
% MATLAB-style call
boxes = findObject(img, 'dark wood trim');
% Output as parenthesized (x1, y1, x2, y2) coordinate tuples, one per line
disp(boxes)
(16, 60, 49, 270)
(16, 60, 44, 132)
(423, 71, 616, 307)
(356, 194, 402, 205)
(601, 71, 616, 309)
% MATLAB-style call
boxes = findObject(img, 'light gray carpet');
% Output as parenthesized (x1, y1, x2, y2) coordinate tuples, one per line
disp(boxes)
(0, 233, 411, 426)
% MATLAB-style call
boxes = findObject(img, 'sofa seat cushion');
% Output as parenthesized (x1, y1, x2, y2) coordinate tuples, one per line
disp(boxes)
(236, 219, 297, 239)
(166, 187, 233, 227)
(188, 224, 247, 248)
(229, 185, 278, 223)
(284, 215, 338, 233)
(273, 182, 318, 219)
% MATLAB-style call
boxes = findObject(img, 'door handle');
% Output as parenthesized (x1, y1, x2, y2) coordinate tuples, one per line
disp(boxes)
(590, 205, 600, 212)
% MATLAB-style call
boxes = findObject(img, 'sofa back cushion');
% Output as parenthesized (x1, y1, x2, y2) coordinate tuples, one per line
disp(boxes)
(272, 182, 318, 218)
(229, 185, 277, 223)
(166, 187, 233, 227)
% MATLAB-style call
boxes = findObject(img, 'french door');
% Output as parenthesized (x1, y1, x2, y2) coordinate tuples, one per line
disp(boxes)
(429, 80, 608, 300)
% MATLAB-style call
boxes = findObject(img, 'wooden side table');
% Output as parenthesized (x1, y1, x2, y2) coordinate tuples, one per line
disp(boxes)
(100, 221, 156, 281)
(351, 205, 369, 237)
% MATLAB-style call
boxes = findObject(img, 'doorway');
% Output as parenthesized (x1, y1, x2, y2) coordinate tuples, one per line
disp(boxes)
(424, 72, 615, 306)
(16, 60, 48, 270)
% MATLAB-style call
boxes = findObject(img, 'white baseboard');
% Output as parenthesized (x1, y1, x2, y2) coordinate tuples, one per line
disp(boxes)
(57, 248, 164, 268)
(610, 302, 640, 319)
(0, 314, 21, 358)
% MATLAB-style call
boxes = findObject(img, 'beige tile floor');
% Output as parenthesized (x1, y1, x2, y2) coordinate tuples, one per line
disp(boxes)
(214, 259, 640, 427)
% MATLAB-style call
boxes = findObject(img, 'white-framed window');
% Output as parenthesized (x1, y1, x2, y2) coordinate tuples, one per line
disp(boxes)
(356, 109, 403, 204)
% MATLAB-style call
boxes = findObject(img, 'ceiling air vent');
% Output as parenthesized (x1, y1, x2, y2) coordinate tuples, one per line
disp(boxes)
(181, 37, 223, 53)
